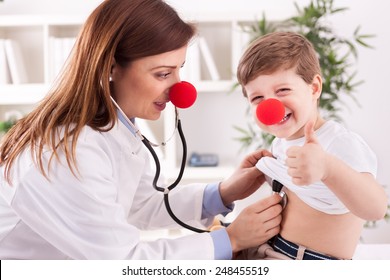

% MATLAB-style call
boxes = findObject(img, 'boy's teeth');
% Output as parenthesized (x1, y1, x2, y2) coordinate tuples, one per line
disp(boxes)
(280, 114, 289, 123)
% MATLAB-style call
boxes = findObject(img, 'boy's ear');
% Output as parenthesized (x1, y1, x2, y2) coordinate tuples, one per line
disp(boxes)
(311, 74, 322, 99)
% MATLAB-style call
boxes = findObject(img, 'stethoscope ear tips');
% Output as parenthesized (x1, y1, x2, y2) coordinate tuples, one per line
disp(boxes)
(256, 98, 285, 125)
(169, 81, 197, 109)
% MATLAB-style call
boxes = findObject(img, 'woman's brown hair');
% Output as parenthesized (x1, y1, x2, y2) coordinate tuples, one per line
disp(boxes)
(0, 0, 196, 183)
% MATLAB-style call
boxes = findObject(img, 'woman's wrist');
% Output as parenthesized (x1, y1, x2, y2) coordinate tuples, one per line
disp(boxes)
(219, 181, 233, 206)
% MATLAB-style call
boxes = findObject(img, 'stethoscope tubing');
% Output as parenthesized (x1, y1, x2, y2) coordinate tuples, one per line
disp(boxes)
(142, 119, 208, 233)
(110, 96, 209, 232)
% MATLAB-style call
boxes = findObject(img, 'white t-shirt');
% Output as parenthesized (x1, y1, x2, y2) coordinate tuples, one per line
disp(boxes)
(256, 120, 377, 214)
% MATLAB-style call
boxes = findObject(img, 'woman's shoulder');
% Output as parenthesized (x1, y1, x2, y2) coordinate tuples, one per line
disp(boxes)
(78, 121, 143, 154)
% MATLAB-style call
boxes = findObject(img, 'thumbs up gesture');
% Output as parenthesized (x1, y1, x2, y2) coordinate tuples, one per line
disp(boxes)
(286, 122, 328, 186)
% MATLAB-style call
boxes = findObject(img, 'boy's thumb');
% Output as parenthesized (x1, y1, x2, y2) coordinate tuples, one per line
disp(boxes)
(304, 121, 318, 144)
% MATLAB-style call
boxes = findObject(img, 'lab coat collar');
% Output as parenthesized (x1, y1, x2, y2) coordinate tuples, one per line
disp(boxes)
(117, 109, 137, 136)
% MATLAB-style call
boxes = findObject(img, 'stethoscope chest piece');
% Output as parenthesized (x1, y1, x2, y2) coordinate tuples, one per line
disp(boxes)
(271, 179, 288, 209)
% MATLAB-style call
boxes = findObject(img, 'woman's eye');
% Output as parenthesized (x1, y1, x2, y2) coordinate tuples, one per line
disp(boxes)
(156, 72, 170, 79)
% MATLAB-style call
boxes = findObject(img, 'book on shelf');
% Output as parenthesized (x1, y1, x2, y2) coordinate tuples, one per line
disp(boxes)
(49, 37, 76, 81)
(198, 36, 220, 81)
(180, 37, 221, 83)
(3, 39, 28, 84)
(181, 39, 201, 83)
(0, 39, 11, 85)
(231, 29, 251, 75)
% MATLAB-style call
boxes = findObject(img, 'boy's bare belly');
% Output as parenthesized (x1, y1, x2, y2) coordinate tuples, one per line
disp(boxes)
(280, 189, 364, 259)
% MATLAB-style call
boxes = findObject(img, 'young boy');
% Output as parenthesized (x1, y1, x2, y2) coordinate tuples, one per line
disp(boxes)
(236, 32, 388, 260)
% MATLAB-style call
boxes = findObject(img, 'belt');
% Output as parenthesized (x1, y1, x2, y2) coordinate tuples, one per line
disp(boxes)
(270, 235, 339, 260)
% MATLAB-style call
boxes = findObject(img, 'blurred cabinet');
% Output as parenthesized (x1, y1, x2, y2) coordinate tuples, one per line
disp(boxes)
(0, 15, 85, 105)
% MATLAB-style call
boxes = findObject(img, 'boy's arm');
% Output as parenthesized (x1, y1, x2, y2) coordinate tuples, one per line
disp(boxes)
(286, 122, 388, 221)
(322, 155, 387, 220)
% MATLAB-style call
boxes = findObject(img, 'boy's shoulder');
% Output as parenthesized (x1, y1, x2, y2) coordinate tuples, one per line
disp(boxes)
(316, 120, 369, 150)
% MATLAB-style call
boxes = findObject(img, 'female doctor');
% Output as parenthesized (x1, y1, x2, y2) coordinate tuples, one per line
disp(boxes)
(0, 0, 282, 260)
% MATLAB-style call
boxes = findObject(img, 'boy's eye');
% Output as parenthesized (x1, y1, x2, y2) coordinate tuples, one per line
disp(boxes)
(251, 96, 263, 103)
(277, 88, 290, 94)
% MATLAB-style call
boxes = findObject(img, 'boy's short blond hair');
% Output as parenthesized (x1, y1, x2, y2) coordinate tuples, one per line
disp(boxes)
(237, 32, 321, 97)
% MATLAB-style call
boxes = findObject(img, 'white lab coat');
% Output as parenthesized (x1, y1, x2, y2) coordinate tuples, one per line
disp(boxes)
(0, 121, 215, 259)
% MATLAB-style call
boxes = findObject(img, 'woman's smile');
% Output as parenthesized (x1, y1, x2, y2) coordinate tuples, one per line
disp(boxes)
(154, 101, 167, 111)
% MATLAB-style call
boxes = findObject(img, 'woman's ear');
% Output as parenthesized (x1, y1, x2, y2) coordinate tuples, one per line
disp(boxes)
(110, 59, 117, 82)
(311, 74, 322, 100)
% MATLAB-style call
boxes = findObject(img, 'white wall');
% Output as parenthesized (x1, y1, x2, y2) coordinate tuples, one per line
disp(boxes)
(0, 0, 315, 16)
(0, 0, 101, 15)
(1, 0, 389, 189)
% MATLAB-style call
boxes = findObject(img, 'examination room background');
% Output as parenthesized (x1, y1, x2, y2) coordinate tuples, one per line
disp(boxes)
(1, 0, 389, 243)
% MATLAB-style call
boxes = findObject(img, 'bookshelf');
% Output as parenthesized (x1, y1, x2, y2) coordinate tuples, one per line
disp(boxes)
(0, 14, 257, 184)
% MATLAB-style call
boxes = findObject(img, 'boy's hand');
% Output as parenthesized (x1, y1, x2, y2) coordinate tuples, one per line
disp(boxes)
(285, 122, 329, 186)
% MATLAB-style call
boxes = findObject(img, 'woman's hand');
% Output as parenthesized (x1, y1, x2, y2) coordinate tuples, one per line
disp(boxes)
(219, 149, 273, 206)
(226, 194, 282, 252)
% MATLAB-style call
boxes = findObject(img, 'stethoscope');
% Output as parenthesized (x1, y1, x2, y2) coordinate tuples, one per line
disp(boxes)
(111, 81, 209, 233)
(265, 176, 288, 209)
(111, 83, 288, 233)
